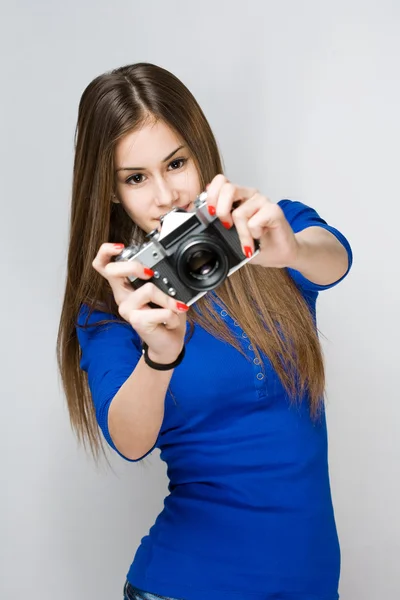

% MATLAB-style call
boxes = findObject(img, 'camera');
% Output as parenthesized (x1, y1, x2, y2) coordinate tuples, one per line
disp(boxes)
(114, 191, 260, 306)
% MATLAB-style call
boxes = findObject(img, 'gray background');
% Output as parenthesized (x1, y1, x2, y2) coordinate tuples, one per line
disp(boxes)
(1, 1, 399, 599)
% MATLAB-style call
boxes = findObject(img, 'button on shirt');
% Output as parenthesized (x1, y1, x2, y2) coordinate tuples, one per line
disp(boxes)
(77, 200, 353, 600)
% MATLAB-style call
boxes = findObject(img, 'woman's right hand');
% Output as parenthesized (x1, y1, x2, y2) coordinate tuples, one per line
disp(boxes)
(92, 243, 189, 364)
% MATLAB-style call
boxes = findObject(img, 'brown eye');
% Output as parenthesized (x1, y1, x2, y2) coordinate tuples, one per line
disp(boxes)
(168, 158, 187, 170)
(126, 174, 145, 185)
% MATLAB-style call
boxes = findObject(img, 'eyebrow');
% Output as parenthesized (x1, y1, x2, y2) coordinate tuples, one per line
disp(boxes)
(115, 145, 185, 172)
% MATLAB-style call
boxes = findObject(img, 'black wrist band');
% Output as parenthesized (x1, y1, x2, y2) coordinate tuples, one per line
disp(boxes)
(141, 342, 185, 371)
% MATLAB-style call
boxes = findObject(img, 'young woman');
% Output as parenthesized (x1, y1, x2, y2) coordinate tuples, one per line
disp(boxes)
(57, 62, 352, 600)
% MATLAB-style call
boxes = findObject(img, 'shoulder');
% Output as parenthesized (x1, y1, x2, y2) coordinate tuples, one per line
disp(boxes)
(278, 198, 352, 259)
(277, 199, 353, 293)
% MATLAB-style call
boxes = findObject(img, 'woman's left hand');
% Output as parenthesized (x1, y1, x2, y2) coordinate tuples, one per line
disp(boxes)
(205, 174, 299, 269)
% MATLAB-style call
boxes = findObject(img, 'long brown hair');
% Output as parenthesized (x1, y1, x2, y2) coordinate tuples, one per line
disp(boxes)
(57, 63, 325, 462)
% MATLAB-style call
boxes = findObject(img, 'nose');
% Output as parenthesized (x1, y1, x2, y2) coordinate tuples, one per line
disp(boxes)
(154, 178, 178, 208)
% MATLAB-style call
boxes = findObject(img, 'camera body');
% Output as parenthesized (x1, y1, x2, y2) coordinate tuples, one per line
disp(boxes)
(114, 191, 260, 306)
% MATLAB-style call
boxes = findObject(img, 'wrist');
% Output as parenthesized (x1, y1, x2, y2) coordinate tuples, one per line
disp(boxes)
(143, 342, 185, 371)
(147, 345, 183, 365)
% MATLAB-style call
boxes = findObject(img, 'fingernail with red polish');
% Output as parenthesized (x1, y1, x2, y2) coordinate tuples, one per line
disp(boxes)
(113, 243, 124, 249)
(144, 267, 155, 277)
(208, 205, 216, 216)
(244, 246, 253, 258)
(221, 221, 231, 229)
(176, 302, 189, 312)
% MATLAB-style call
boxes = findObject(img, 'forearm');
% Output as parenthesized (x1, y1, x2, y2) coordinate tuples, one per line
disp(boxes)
(287, 226, 349, 286)
(108, 356, 174, 460)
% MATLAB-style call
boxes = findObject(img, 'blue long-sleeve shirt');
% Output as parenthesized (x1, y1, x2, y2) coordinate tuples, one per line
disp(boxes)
(77, 200, 353, 600)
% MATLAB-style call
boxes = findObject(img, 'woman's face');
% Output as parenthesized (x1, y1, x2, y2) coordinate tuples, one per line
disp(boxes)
(114, 119, 202, 233)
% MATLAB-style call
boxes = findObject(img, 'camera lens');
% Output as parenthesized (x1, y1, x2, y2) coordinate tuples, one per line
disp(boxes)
(176, 236, 229, 291)
(187, 249, 218, 279)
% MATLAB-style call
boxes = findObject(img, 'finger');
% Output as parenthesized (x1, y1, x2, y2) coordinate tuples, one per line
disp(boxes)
(121, 282, 189, 314)
(232, 194, 265, 257)
(205, 174, 229, 216)
(120, 307, 181, 332)
(92, 245, 159, 309)
(208, 181, 258, 227)
(93, 248, 155, 307)
(247, 202, 283, 239)
(103, 259, 155, 281)
(214, 181, 237, 227)
(91, 243, 126, 274)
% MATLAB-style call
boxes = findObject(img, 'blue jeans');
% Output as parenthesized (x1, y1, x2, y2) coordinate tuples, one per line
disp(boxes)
(123, 580, 181, 600)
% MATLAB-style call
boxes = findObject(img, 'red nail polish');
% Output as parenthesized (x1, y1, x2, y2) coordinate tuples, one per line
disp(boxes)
(244, 246, 253, 258)
(144, 267, 155, 277)
(221, 221, 231, 229)
(208, 205, 216, 216)
(113, 243, 124, 249)
(176, 302, 189, 312)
